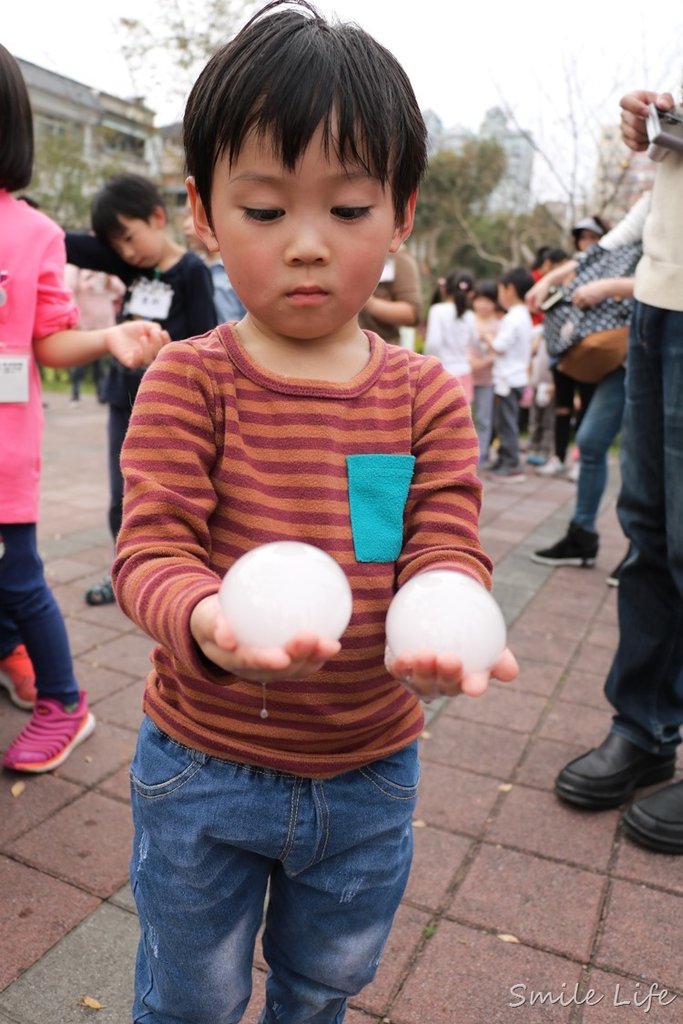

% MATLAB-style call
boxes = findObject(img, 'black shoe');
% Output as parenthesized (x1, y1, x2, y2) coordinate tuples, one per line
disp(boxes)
(555, 733, 676, 809)
(531, 521, 598, 567)
(623, 780, 683, 854)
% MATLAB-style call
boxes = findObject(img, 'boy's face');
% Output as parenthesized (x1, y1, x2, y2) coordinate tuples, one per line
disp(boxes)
(108, 209, 168, 269)
(187, 125, 415, 346)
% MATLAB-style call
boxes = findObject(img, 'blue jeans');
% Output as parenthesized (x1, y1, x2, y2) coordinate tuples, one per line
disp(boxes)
(0, 523, 79, 704)
(129, 718, 419, 1024)
(473, 384, 494, 463)
(493, 388, 523, 468)
(573, 365, 626, 532)
(605, 302, 683, 754)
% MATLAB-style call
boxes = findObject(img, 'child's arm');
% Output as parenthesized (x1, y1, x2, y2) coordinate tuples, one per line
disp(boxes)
(65, 232, 136, 284)
(34, 320, 168, 371)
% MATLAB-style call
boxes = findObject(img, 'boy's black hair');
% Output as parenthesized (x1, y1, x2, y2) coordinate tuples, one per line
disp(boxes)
(531, 245, 551, 271)
(0, 44, 34, 191)
(91, 173, 166, 243)
(184, 0, 428, 227)
(545, 246, 569, 264)
(499, 266, 535, 299)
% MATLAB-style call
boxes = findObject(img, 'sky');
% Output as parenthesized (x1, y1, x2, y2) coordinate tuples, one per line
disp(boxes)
(4, 0, 683, 200)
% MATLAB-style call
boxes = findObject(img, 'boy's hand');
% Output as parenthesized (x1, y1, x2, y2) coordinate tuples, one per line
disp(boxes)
(190, 594, 341, 682)
(104, 321, 169, 369)
(386, 646, 518, 701)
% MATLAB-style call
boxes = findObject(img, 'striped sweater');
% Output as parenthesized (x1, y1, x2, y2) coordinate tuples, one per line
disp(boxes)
(112, 325, 492, 778)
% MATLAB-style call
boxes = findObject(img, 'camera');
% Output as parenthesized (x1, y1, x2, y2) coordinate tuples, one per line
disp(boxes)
(646, 103, 683, 162)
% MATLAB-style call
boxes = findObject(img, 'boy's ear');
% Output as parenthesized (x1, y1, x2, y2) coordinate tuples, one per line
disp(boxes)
(150, 205, 168, 230)
(185, 176, 220, 253)
(388, 191, 418, 253)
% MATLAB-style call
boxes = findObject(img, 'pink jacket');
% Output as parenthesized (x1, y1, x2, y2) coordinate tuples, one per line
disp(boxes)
(0, 191, 79, 522)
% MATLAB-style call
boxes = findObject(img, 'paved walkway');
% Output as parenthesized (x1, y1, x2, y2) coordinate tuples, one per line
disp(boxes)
(1, 391, 682, 1024)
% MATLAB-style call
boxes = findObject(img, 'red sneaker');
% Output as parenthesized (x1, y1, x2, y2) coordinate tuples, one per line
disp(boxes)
(0, 644, 37, 709)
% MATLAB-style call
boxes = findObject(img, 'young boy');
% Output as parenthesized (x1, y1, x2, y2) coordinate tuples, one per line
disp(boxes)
(65, 175, 218, 605)
(485, 267, 535, 481)
(113, 4, 518, 1021)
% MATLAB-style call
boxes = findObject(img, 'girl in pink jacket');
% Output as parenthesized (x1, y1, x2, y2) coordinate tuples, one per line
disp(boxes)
(0, 44, 166, 772)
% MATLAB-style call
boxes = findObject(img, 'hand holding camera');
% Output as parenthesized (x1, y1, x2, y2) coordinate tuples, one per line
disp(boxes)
(646, 103, 683, 162)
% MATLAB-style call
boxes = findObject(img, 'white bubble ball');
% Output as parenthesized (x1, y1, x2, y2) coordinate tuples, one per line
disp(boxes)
(219, 541, 353, 648)
(385, 570, 506, 673)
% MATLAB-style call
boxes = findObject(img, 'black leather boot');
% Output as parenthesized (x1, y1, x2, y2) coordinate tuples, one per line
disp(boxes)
(623, 780, 683, 854)
(555, 733, 676, 809)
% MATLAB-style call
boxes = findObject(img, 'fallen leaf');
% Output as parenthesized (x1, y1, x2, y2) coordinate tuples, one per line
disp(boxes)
(420, 730, 432, 740)
(11, 782, 26, 798)
(412, 819, 427, 828)
(80, 995, 103, 1010)
(498, 783, 513, 792)
(497, 933, 520, 944)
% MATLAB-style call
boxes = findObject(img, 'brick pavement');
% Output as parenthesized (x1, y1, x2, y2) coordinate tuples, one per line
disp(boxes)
(2, 391, 683, 1023)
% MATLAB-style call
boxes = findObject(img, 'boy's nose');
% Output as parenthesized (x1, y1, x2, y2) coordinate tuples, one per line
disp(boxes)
(284, 224, 330, 265)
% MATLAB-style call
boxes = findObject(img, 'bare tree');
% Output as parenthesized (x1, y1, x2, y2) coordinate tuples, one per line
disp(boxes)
(118, 0, 257, 121)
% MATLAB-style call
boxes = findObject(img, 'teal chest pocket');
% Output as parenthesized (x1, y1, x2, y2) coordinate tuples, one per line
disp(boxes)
(346, 454, 416, 563)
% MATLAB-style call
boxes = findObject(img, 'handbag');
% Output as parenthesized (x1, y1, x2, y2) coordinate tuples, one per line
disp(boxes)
(557, 326, 629, 383)
(544, 242, 642, 360)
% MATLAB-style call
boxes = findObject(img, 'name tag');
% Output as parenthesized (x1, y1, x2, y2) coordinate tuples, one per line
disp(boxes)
(125, 278, 173, 321)
(0, 353, 29, 403)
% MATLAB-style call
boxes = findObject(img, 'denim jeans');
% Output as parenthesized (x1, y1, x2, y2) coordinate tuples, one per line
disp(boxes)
(604, 302, 683, 753)
(493, 388, 523, 468)
(0, 523, 79, 704)
(573, 365, 626, 532)
(129, 718, 419, 1024)
(473, 384, 494, 464)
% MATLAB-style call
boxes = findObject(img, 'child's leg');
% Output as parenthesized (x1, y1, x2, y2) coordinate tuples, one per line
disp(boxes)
(130, 719, 269, 1024)
(0, 524, 79, 704)
(259, 742, 419, 1024)
(494, 390, 522, 468)
(473, 385, 494, 464)
(129, 719, 418, 1024)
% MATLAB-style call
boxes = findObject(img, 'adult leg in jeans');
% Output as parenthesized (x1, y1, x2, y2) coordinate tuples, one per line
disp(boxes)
(606, 303, 683, 753)
(572, 366, 626, 533)
(554, 305, 683, 813)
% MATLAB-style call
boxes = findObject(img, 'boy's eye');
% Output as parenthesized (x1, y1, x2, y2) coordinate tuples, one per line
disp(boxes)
(332, 206, 371, 221)
(243, 208, 283, 222)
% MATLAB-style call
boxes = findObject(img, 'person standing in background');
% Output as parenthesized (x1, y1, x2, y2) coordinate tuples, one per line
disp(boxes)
(64, 266, 125, 404)
(359, 244, 423, 346)
(554, 87, 683, 855)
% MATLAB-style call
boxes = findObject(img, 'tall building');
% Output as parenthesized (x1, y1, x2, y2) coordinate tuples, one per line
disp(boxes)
(423, 106, 535, 214)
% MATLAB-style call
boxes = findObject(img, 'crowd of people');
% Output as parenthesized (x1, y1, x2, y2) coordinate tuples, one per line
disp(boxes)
(1, 3, 682, 1020)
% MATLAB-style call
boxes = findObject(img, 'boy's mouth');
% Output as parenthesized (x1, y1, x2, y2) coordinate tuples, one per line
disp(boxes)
(287, 286, 329, 306)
